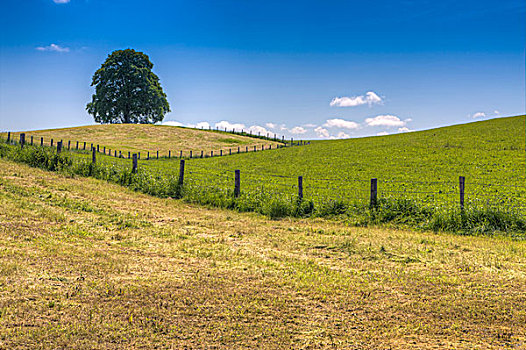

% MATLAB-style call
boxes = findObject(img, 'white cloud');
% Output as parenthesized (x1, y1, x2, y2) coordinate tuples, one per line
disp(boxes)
(336, 131, 350, 139)
(397, 127, 413, 133)
(323, 118, 360, 129)
(365, 115, 406, 127)
(330, 91, 382, 107)
(376, 131, 390, 136)
(248, 125, 270, 135)
(53, 0, 71, 3)
(493, 110, 500, 115)
(215, 120, 245, 131)
(195, 122, 210, 129)
(36, 43, 70, 52)
(161, 121, 184, 127)
(265, 123, 276, 129)
(279, 124, 288, 131)
(289, 126, 307, 134)
(314, 127, 330, 138)
(471, 112, 486, 119)
(303, 123, 317, 128)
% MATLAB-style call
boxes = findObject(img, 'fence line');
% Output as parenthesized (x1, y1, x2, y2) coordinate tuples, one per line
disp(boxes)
(2, 132, 309, 162)
(2, 134, 525, 214)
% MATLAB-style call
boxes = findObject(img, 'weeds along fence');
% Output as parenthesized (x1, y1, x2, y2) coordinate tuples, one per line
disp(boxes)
(2, 131, 309, 161)
(2, 134, 525, 233)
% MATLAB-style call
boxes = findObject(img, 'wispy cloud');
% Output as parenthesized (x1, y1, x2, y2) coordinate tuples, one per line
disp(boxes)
(265, 122, 276, 129)
(36, 43, 70, 52)
(397, 127, 413, 133)
(215, 120, 245, 131)
(471, 112, 486, 119)
(53, 0, 71, 3)
(323, 118, 360, 129)
(289, 126, 307, 134)
(247, 125, 271, 136)
(330, 91, 382, 107)
(377, 131, 390, 136)
(314, 127, 329, 138)
(365, 115, 406, 127)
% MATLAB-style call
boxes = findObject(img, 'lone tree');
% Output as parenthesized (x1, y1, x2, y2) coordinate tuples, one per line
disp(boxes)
(87, 49, 170, 124)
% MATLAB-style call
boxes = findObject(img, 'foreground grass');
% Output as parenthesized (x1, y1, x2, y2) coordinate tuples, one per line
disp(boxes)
(2, 124, 283, 157)
(1, 158, 525, 349)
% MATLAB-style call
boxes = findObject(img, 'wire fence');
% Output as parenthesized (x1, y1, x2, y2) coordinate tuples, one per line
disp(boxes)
(1, 131, 309, 161)
(3, 132, 526, 217)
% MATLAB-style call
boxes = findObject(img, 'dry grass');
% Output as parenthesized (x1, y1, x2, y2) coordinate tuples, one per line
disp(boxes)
(2, 124, 282, 156)
(0, 158, 525, 349)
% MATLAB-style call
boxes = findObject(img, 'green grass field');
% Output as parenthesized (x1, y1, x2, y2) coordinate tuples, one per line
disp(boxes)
(1, 159, 525, 349)
(2, 116, 525, 234)
(51, 116, 525, 213)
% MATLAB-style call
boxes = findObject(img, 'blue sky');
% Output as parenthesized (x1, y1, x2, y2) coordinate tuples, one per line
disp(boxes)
(0, 0, 524, 139)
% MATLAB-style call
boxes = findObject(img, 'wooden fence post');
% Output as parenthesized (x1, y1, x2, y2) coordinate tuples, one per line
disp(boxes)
(41, 137, 44, 147)
(20, 133, 25, 148)
(138, 152, 140, 159)
(253, 145, 256, 152)
(114, 150, 117, 157)
(200, 151, 203, 158)
(178, 159, 185, 186)
(211, 150, 213, 157)
(128, 151, 130, 159)
(132, 154, 138, 173)
(169, 150, 171, 158)
(190, 150, 193, 158)
(156, 151, 159, 159)
(67, 140, 70, 149)
(30, 136, 34, 145)
(459, 176, 465, 210)
(229, 149, 231, 155)
(237, 147, 240, 153)
(234, 170, 240, 197)
(370, 178, 378, 208)
(51, 139, 54, 147)
(180, 150, 182, 158)
(245, 146, 248, 152)
(83, 142, 86, 150)
(91, 143, 93, 151)
(147, 151, 150, 160)
(7, 132, 10, 143)
(92, 147, 96, 164)
(298, 176, 303, 201)
(119, 151, 122, 158)
(57, 141, 62, 154)
(220, 150, 223, 156)
(75, 141, 78, 150)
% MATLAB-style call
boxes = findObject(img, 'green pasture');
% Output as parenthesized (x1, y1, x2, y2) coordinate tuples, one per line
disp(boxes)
(65, 115, 526, 212)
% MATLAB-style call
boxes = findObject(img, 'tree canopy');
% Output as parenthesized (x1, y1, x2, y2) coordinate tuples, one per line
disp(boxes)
(86, 49, 170, 124)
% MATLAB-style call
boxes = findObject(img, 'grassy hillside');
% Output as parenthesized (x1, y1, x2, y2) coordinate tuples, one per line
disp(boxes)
(80, 116, 524, 214)
(1, 159, 525, 348)
(1, 124, 283, 156)
(1, 116, 524, 232)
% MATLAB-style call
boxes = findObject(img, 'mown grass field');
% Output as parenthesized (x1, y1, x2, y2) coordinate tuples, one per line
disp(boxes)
(1, 158, 525, 349)
(1, 124, 283, 156)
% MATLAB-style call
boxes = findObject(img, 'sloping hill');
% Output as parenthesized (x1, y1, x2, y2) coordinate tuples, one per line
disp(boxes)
(2, 124, 283, 155)
(165, 115, 525, 212)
